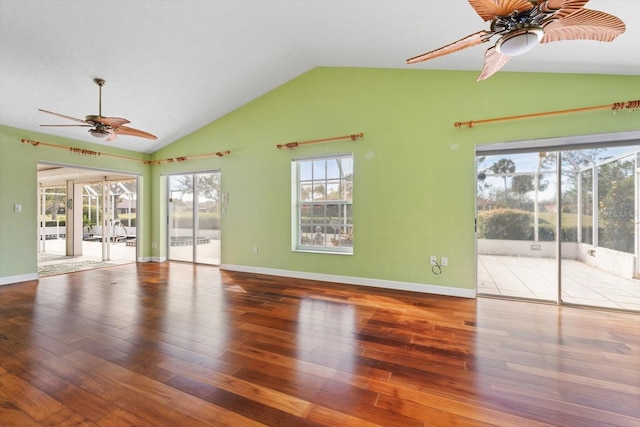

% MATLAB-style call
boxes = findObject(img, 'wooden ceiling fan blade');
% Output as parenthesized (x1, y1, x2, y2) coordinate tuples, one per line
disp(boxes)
(91, 116, 130, 127)
(407, 30, 493, 64)
(115, 125, 157, 140)
(477, 46, 511, 81)
(39, 109, 88, 124)
(546, 0, 590, 19)
(543, 0, 566, 10)
(542, 9, 625, 43)
(468, 0, 533, 22)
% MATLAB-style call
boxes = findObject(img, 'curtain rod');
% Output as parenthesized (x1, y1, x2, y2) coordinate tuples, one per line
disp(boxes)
(454, 99, 640, 128)
(277, 133, 364, 149)
(21, 138, 230, 165)
(143, 151, 231, 165)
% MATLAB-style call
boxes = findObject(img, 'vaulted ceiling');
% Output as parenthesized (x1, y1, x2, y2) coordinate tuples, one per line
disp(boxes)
(1, 0, 638, 153)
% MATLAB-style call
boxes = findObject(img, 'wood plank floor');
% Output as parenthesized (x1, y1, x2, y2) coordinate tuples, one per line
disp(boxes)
(1, 262, 638, 426)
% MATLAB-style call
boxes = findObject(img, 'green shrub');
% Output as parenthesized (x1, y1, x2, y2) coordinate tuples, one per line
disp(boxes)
(536, 224, 555, 241)
(478, 209, 531, 240)
(532, 225, 599, 242)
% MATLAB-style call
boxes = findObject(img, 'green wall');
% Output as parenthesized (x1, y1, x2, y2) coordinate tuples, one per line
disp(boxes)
(150, 67, 640, 293)
(0, 126, 151, 282)
(1, 67, 639, 294)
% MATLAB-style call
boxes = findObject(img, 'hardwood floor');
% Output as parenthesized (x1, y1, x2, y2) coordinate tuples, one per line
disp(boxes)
(0, 262, 638, 426)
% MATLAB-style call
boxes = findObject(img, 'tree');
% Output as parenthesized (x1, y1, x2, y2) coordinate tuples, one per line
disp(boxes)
(489, 158, 516, 190)
(511, 175, 534, 195)
(174, 173, 220, 203)
(598, 158, 635, 254)
(313, 184, 326, 200)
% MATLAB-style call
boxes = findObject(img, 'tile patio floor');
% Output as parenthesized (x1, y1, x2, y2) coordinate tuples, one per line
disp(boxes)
(478, 254, 640, 311)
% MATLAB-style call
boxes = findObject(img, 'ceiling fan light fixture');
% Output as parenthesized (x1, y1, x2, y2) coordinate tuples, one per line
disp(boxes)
(496, 26, 544, 56)
(89, 128, 108, 139)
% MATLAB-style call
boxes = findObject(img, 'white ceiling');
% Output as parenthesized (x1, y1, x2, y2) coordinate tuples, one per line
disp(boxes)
(1, 0, 639, 154)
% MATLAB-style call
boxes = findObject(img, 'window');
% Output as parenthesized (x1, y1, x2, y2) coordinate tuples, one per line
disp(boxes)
(293, 154, 353, 253)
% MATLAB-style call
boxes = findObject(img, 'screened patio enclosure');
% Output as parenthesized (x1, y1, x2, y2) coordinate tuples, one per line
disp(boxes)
(37, 164, 139, 274)
(476, 140, 639, 312)
(39, 180, 137, 247)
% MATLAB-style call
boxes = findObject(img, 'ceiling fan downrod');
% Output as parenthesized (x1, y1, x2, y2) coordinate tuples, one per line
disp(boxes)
(94, 78, 105, 117)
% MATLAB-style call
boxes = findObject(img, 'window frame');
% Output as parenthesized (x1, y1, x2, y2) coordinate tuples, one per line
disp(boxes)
(291, 153, 353, 254)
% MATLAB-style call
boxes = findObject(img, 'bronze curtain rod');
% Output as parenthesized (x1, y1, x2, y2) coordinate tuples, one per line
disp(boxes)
(21, 138, 230, 164)
(454, 99, 640, 128)
(143, 151, 231, 165)
(277, 133, 364, 150)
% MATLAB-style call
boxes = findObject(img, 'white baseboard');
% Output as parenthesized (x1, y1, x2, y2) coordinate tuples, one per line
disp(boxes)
(137, 256, 157, 263)
(0, 273, 39, 286)
(1, 265, 477, 298)
(149, 256, 166, 262)
(219, 264, 476, 298)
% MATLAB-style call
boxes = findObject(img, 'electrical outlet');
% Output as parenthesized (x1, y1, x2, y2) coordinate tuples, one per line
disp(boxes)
(441, 257, 448, 266)
(430, 256, 437, 265)
(253, 246, 259, 254)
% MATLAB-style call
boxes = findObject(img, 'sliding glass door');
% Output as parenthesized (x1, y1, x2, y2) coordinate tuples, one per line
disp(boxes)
(81, 178, 137, 262)
(168, 172, 221, 265)
(477, 143, 639, 311)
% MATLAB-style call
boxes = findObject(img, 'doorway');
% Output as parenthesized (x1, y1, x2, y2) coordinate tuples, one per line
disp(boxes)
(167, 171, 221, 265)
(476, 139, 640, 311)
(37, 164, 138, 276)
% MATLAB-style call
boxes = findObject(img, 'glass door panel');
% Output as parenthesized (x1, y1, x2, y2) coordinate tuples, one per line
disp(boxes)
(476, 152, 558, 301)
(82, 181, 107, 258)
(561, 146, 640, 311)
(168, 175, 194, 262)
(83, 181, 115, 261)
(168, 172, 220, 265)
(106, 179, 137, 263)
(195, 172, 220, 265)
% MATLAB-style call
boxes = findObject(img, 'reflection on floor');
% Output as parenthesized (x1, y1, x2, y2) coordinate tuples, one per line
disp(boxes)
(478, 255, 640, 311)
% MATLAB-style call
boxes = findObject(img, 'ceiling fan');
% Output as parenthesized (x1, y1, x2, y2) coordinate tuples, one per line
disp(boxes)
(406, 0, 626, 81)
(39, 78, 157, 141)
